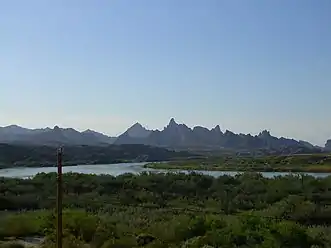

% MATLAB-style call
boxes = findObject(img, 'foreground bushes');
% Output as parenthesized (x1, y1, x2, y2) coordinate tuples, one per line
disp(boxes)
(1, 172, 331, 247)
(1, 209, 331, 247)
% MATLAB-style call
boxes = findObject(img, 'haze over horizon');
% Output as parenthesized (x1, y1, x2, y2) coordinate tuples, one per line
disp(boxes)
(1, 1, 330, 146)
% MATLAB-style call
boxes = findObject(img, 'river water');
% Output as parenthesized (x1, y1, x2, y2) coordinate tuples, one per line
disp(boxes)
(0, 162, 330, 179)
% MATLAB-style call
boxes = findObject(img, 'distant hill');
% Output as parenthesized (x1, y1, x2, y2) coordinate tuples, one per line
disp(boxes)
(115, 118, 324, 154)
(114, 123, 151, 145)
(82, 129, 117, 144)
(0, 125, 116, 146)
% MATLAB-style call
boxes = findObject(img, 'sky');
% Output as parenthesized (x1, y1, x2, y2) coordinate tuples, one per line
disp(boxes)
(0, 1, 330, 146)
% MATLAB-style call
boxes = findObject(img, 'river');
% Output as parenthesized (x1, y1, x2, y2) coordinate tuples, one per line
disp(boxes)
(0, 162, 330, 179)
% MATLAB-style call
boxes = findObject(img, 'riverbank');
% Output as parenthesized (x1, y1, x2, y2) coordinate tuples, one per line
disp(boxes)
(145, 163, 331, 172)
(0, 159, 136, 169)
(144, 154, 331, 173)
(0, 159, 172, 170)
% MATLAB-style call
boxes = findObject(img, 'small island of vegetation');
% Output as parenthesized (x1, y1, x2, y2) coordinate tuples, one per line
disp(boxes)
(145, 153, 331, 173)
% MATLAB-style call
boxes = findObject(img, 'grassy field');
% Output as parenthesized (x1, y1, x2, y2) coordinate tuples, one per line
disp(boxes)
(145, 153, 331, 173)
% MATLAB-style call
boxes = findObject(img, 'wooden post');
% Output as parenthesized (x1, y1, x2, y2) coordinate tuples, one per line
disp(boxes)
(56, 147, 63, 248)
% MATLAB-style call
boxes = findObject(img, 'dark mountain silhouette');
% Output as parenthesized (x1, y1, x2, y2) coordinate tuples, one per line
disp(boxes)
(115, 118, 323, 153)
(0, 120, 327, 152)
(0, 125, 51, 143)
(0, 125, 115, 146)
(147, 118, 201, 147)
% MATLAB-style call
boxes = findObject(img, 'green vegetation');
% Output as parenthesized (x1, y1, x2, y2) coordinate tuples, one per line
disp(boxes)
(145, 154, 331, 173)
(2, 172, 331, 247)
(0, 144, 192, 168)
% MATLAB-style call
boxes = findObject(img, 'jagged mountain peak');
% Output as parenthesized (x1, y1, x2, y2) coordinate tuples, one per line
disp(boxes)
(131, 122, 144, 128)
(258, 130, 271, 137)
(53, 125, 60, 130)
(125, 122, 151, 138)
(211, 125, 222, 133)
(168, 118, 178, 126)
(127, 122, 147, 131)
(166, 118, 191, 131)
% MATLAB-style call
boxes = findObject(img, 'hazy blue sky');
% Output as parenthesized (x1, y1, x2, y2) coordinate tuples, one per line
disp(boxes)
(1, 1, 330, 145)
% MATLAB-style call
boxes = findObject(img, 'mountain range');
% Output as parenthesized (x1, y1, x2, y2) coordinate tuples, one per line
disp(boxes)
(114, 118, 325, 153)
(0, 125, 116, 146)
(0, 119, 329, 153)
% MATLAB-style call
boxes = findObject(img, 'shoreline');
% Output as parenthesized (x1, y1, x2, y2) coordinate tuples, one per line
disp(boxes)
(0, 162, 124, 170)
(0, 160, 155, 170)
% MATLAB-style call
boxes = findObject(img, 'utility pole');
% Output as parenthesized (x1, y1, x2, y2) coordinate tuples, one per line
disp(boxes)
(56, 147, 63, 248)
